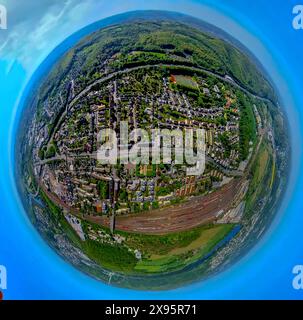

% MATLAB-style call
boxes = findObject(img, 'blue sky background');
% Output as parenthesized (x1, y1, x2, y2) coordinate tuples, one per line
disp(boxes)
(1, 0, 303, 299)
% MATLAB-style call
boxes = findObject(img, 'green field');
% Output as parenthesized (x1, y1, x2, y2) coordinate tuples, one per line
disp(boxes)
(239, 93, 257, 160)
(134, 224, 235, 273)
(40, 188, 236, 274)
(173, 74, 198, 89)
(244, 140, 273, 215)
(80, 222, 235, 274)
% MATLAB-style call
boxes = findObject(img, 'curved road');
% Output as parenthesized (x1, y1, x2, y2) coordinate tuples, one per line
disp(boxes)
(46, 62, 275, 148)
(38, 63, 270, 234)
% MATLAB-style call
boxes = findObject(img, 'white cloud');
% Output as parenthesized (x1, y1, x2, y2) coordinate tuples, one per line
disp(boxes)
(0, 0, 171, 69)
(0, 0, 88, 68)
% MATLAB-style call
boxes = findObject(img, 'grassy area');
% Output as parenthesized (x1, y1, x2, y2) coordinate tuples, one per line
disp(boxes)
(239, 93, 257, 160)
(77, 217, 235, 274)
(245, 141, 273, 214)
(118, 227, 203, 256)
(40, 188, 236, 275)
(165, 225, 232, 256)
(134, 224, 235, 273)
(40, 189, 61, 219)
(82, 240, 137, 273)
(172, 74, 198, 89)
(269, 158, 276, 189)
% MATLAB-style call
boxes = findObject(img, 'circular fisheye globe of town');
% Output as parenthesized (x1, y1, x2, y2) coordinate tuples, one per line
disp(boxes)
(16, 11, 289, 290)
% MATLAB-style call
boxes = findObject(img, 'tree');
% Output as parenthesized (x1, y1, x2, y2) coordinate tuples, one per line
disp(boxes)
(98, 181, 108, 199)
(45, 144, 56, 159)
